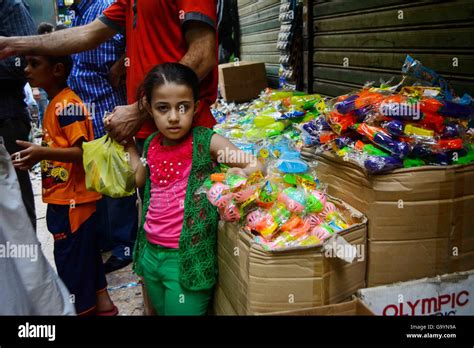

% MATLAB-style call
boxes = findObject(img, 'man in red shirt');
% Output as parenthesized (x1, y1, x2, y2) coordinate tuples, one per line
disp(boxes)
(0, 0, 218, 142)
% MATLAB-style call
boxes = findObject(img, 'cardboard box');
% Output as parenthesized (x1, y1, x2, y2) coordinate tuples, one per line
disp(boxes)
(315, 153, 474, 287)
(265, 297, 374, 316)
(218, 61, 268, 102)
(357, 270, 474, 316)
(213, 197, 368, 315)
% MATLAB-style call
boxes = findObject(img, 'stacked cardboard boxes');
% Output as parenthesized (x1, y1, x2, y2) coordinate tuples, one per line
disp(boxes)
(315, 153, 474, 287)
(213, 198, 368, 315)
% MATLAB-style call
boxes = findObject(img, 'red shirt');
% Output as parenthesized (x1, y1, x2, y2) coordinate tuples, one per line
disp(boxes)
(100, 0, 218, 139)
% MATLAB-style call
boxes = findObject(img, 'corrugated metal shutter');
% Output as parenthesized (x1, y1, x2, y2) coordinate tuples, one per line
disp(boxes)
(238, 0, 281, 87)
(310, 0, 474, 98)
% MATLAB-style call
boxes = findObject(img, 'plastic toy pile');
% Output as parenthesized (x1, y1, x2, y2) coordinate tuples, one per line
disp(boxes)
(198, 169, 356, 251)
(300, 55, 474, 173)
(212, 88, 326, 153)
(209, 89, 355, 251)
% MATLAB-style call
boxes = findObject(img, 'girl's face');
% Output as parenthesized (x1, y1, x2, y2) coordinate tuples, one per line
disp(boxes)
(149, 82, 196, 144)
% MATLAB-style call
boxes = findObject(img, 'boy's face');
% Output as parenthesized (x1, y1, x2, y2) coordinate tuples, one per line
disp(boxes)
(24, 56, 55, 90)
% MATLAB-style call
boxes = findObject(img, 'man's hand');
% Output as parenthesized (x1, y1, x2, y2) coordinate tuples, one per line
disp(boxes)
(108, 55, 126, 88)
(108, 65, 126, 89)
(104, 104, 147, 143)
(0, 37, 17, 60)
(11, 140, 44, 171)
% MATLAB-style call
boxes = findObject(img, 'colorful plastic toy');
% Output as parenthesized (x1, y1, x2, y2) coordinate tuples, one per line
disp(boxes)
(277, 187, 306, 213)
(207, 182, 230, 207)
(222, 201, 241, 222)
(246, 210, 264, 230)
(226, 173, 247, 189)
(335, 91, 384, 115)
(327, 110, 357, 134)
(257, 181, 279, 208)
(305, 213, 324, 228)
(311, 190, 327, 207)
(280, 215, 304, 232)
(404, 124, 435, 138)
(325, 211, 348, 230)
(403, 158, 425, 168)
(421, 97, 473, 119)
(268, 203, 291, 225)
(255, 216, 279, 240)
(310, 224, 333, 241)
(320, 201, 337, 219)
(354, 141, 389, 157)
(210, 173, 225, 182)
(364, 155, 403, 173)
(441, 124, 460, 139)
(383, 120, 435, 139)
(306, 192, 324, 213)
(354, 123, 411, 158)
(233, 186, 257, 203)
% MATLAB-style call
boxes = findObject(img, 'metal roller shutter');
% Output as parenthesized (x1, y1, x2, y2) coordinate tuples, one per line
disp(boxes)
(238, 0, 281, 87)
(310, 0, 474, 98)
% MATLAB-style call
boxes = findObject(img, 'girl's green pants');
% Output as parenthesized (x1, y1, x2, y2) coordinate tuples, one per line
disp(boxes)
(141, 242, 213, 316)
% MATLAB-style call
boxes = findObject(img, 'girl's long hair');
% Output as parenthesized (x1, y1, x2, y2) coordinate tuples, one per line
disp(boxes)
(137, 63, 200, 114)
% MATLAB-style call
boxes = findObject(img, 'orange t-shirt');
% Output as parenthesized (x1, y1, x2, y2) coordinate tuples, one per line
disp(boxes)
(41, 87, 101, 206)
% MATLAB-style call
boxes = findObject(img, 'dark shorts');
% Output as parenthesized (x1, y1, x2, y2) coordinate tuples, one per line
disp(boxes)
(46, 204, 107, 315)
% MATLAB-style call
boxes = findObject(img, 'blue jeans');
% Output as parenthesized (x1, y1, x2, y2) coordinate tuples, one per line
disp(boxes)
(97, 194, 138, 260)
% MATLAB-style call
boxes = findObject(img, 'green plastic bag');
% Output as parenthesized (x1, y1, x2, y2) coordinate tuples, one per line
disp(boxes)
(82, 135, 135, 197)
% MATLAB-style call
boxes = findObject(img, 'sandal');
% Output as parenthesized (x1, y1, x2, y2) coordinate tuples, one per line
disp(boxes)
(96, 305, 119, 316)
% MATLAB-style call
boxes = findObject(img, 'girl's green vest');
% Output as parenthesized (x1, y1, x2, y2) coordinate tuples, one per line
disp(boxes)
(133, 126, 220, 291)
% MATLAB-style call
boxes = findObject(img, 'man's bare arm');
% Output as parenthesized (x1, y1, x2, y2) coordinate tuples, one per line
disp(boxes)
(0, 19, 117, 59)
(180, 21, 217, 81)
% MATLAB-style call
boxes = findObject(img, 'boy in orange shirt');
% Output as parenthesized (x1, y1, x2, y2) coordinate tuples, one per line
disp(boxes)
(12, 53, 117, 316)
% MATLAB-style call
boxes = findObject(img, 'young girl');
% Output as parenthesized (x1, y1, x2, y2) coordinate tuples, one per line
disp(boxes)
(124, 63, 264, 315)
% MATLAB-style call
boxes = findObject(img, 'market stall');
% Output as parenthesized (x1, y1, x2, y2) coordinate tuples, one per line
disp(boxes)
(209, 53, 474, 314)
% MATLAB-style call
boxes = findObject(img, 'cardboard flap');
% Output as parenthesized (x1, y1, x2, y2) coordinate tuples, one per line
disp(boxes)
(263, 297, 374, 316)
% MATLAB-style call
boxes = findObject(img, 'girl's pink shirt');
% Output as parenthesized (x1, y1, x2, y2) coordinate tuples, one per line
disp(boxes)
(144, 133, 193, 248)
